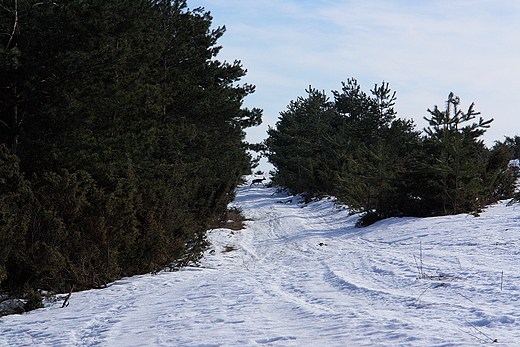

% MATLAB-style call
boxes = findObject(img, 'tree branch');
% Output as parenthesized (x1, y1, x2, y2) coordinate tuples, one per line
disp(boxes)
(5, 0, 18, 51)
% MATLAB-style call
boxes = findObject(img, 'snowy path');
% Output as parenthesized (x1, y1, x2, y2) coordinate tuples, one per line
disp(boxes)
(1, 183, 520, 346)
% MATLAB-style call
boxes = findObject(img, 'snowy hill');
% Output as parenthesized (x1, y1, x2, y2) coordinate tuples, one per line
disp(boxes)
(1, 181, 520, 346)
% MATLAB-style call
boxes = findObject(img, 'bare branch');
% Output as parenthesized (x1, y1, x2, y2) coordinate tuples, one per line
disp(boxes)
(0, 4, 13, 13)
(5, 0, 19, 51)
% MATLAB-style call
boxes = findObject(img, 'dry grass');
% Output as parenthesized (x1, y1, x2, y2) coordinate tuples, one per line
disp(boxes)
(223, 207, 249, 231)
(222, 245, 237, 253)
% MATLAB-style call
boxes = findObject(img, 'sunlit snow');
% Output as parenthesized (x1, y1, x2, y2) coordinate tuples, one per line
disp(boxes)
(1, 177, 519, 346)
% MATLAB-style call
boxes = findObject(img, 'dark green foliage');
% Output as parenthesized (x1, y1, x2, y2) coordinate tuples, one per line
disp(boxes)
(267, 87, 338, 197)
(267, 82, 515, 226)
(0, 144, 32, 287)
(484, 141, 517, 202)
(0, 0, 260, 294)
(409, 93, 512, 216)
(334, 80, 419, 220)
(504, 135, 520, 159)
(23, 286, 44, 312)
(421, 94, 489, 214)
(267, 79, 420, 220)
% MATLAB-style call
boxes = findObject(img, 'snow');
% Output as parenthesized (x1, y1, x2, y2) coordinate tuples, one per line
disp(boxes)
(1, 179, 520, 346)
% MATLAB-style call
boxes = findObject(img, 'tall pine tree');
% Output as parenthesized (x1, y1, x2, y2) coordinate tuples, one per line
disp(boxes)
(415, 93, 493, 215)
(0, 0, 261, 293)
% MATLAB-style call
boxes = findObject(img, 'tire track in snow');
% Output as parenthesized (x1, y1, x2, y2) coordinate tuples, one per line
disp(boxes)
(2, 185, 520, 346)
(226, 186, 510, 345)
(227, 187, 431, 343)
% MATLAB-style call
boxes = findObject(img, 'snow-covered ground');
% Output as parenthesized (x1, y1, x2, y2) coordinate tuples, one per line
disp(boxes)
(1, 180, 520, 346)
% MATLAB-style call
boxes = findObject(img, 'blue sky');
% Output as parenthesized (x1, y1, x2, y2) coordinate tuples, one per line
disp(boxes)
(193, 0, 520, 170)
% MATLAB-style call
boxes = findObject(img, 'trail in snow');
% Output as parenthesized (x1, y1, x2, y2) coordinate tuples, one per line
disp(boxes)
(1, 181, 520, 346)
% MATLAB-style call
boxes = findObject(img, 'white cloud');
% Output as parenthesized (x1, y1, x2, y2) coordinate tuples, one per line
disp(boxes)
(195, 0, 520, 151)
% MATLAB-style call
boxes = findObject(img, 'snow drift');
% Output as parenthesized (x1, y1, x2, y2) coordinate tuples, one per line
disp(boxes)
(1, 179, 519, 346)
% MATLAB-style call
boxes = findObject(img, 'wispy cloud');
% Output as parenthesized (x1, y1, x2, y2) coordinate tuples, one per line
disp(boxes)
(196, 0, 520, 149)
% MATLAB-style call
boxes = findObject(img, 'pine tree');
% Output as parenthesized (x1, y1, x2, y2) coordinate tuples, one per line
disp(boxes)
(267, 87, 337, 196)
(267, 83, 514, 226)
(417, 93, 492, 215)
(266, 79, 419, 224)
(504, 135, 520, 159)
(0, 144, 32, 288)
(333, 80, 418, 224)
(0, 0, 261, 293)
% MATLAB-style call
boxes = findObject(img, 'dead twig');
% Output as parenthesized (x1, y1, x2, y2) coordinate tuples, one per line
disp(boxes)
(413, 285, 431, 306)
(419, 241, 424, 278)
(457, 292, 473, 303)
(464, 319, 498, 344)
(413, 254, 421, 278)
(458, 328, 487, 344)
(5, 0, 18, 51)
